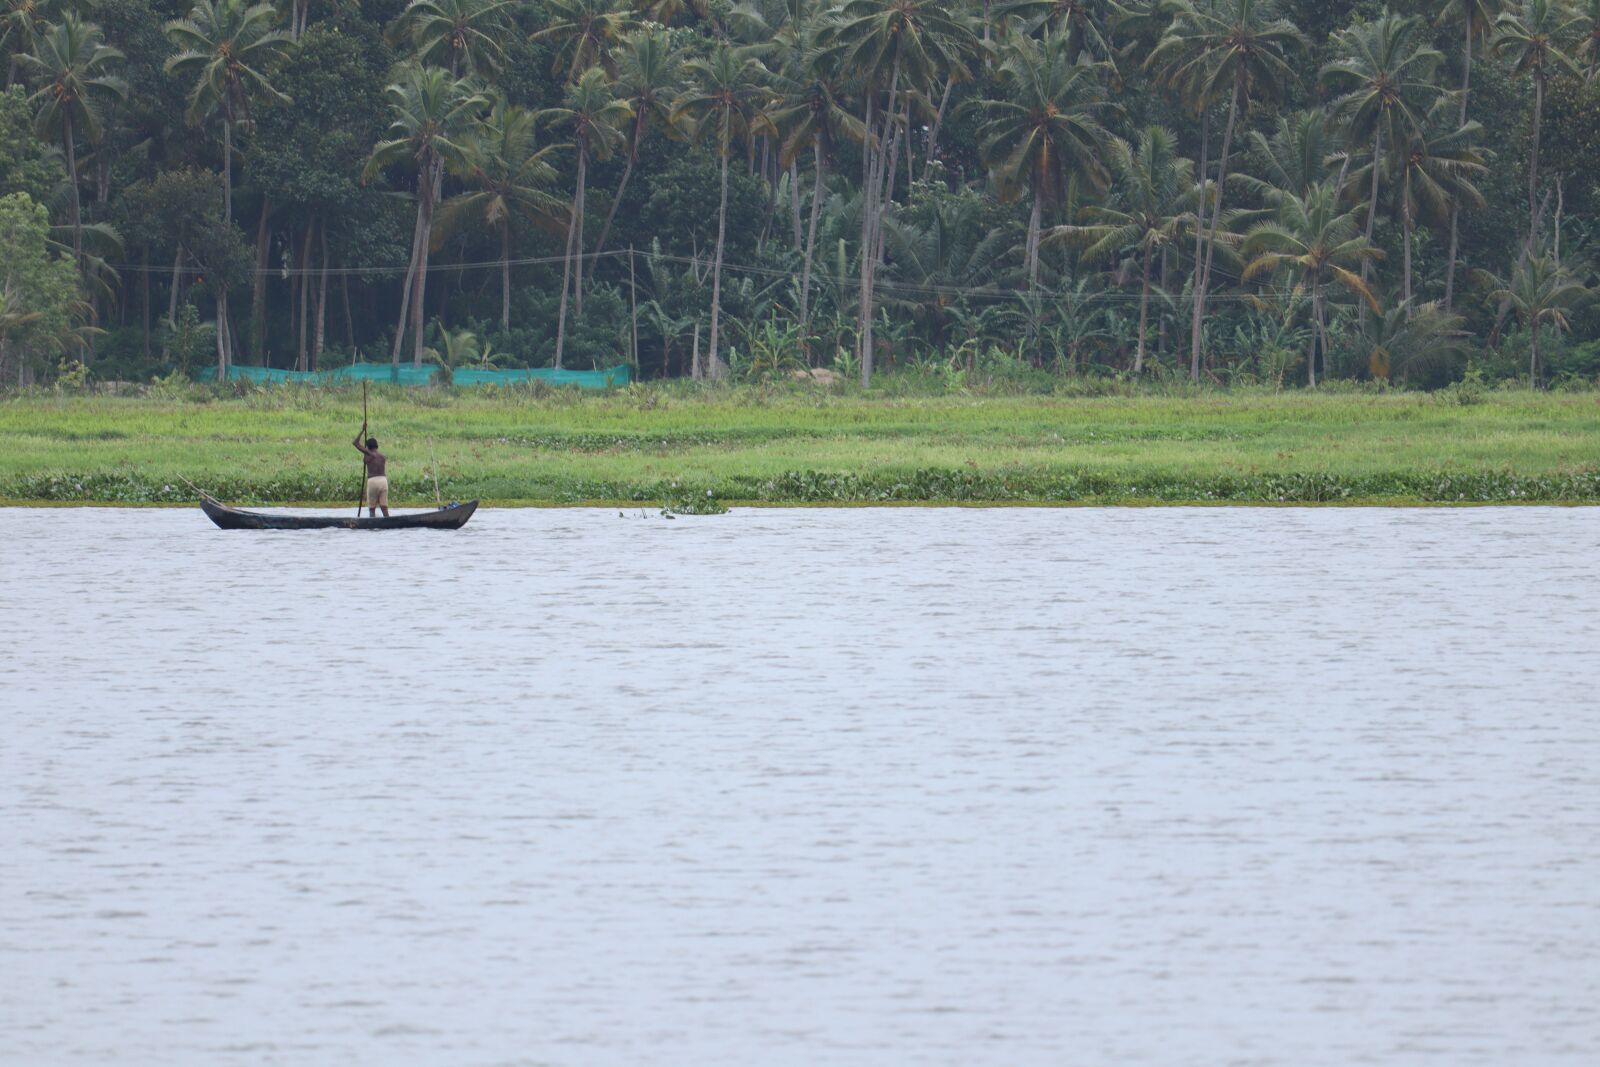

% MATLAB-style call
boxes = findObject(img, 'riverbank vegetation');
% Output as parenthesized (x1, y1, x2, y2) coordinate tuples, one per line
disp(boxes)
(4, 387, 1598, 505)
(2, 1, 1600, 392)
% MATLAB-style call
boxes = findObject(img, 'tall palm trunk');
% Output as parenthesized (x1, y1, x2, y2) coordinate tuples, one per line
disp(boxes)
(874, 95, 905, 271)
(858, 55, 902, 387)
(594, 142, 636, 260)
(410, 166, 437, 366)
(573, 147, 587, 314)
(1529, 316, 1540, 388)
(314, 218, 328, 369)
(1529, 71, 1545, 244)
(214, 292, 230, 379)
(924, 75, 955, 179)
(856, 91, 877, 379)
(554, 149, 584, 369)
(1025, 184, 1045, 365)
(341, 264, 355, 354)
(1403, 209, 1414, 310)
(163, 243, 182, 362)
(1361, 127, 1382, 329)
(222, 116, 233, 221)
(1554, 178, 1564, 264)
(1445, 17, 1472, 309)
(1187, 109, 1210, 381)
(707, 134, 730, 374)
(758, 137, 777, 250)
(1135, 243, 1152, 374)
(800, 142, 826, 349)
(297, 219, 313, 371)
(1191, 77, 1242, 382)
(1365, 130, 1383, 241)
(392, 201, 426, 363)
(252, 196, 271, 363)
(141, 247, 151, 361)
(789, 161, 803, 248)
(1026, 185, 1043, 291)
(63, 111, 82, 262)
(1158, 244, 1170, 359)
(500, 220, 512, 330)
(905, 97, 915, 194)
(1310, 279, 1329, 388)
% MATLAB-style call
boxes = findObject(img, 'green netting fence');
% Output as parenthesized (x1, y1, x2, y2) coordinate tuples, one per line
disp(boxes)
(196, 362, 630, 389)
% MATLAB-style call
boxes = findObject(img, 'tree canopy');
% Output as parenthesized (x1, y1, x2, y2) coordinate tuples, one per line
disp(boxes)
(1, 0, 1597, 388)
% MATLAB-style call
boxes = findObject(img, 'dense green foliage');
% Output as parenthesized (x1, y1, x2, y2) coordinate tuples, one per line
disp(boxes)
(0, 192, 79, 374)
(5, 387, 1599, 504)
(2, 0, 1600, 389)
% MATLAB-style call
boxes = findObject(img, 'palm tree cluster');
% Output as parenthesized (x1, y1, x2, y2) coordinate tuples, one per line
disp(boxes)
(1, 0, 1598, 387)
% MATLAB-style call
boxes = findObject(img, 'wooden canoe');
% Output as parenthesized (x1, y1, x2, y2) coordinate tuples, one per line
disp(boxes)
(200, 495, 478, 531)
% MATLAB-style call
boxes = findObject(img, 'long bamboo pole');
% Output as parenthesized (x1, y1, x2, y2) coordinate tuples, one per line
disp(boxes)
(428, 435, 442, 508)
(356, 380, 368, 516)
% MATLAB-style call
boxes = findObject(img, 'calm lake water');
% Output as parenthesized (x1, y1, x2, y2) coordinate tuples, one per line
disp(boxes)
(2, 506, 1598, 1066)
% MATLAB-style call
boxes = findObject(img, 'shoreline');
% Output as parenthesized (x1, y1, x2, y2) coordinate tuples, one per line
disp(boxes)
(5, 497, 1598, 510)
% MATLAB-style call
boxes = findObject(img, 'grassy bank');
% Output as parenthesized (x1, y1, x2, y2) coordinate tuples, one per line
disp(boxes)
(3, 386, 1599, 506)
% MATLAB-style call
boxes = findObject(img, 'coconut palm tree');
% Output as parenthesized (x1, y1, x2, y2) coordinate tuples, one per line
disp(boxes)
(974, 31, 1116, 297)
(725, 0, 809, 47)
(1147, 0, 1306, 381)
(1579, 0, 1600, 75)
(388, 0, 516, 76)
(878, 197, 1011, 351)
(1481, 250, 1591, 386)
(1240, 181, 1381, 387)
(630, 0, 710, 24)
(767, 34, 863, 342)
(2, 0, 58, 89)
(533, 0, 639, 83)
(1438, 0, 1509, 111)
(46, 217, 123, 307)
(1051, 125, 1194, 372)
(1492, 0, 1583, 244)
(1372, 100, 1488, 309)
(592, 28, 681, 261)
(818, 0, 979, 384)
(1320, 12, 1444, 315)
(1234, 109, 1336, 203)
(364, 64, 488, 365)
(164, 0, 294, 225)
(993, 0, 1119, 66)
(17, 15, 125, 264)
(541, 66, 630, 367)
(1435, 0, 1507, 306)
(1360, 300, 1472, 383)
(438, 99, 564, 329)
(673, 43, 772, 376)
(726, 0, 812, 250)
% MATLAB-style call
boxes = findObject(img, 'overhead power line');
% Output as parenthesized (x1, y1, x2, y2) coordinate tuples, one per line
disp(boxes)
(106, 246, 1287, 304)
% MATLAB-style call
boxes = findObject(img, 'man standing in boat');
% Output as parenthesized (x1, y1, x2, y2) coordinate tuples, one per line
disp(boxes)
(353, 430, 390, 518)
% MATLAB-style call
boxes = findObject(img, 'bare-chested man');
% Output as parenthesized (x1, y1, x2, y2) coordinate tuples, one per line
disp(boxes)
(353, 431, 390, 518)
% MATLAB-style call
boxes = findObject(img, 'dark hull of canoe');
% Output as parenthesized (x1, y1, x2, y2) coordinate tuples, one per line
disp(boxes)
(201, 496, 478, 531)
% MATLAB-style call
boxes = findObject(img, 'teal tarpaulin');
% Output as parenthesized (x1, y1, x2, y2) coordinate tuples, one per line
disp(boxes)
(197, 362, 630, 389)
(451, 366, 630, 388)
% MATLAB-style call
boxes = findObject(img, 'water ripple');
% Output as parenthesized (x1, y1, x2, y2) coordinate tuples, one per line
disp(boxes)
(1, 506, 1598, 1065)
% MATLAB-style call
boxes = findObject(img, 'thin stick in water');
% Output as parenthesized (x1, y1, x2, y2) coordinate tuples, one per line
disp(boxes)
(429, 435, 442, 508)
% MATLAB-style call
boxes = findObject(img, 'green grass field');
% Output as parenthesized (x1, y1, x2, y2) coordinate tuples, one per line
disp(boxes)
(3, 385, 1599, 506)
